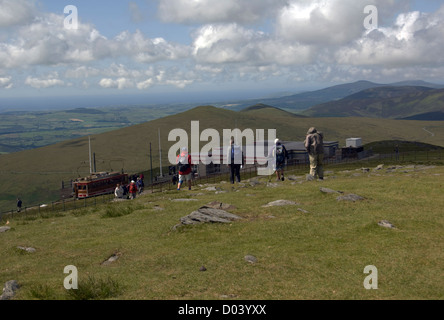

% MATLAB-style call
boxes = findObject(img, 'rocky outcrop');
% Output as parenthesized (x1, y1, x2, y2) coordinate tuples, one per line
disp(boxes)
(173, 203, 242, 230)
(0, 280, 19, 300)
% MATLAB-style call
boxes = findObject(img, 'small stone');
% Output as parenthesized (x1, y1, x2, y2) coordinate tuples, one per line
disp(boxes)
(0, 226, 11, 233)
(378, 220, 396, 229)
(0, 280, 19, 300)
(262, 200, 298, 207)
(200, 266, 207, 272)
(337, 194, 365, 202)
(320, 187, 342, 194)
(245, 255, 258, 264)
(17, 246, 36, 253)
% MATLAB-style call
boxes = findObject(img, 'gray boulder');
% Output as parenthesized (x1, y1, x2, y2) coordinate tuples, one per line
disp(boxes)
(0, 226, 11, 233)
(0, 280, 19, 300)
(320, 187, 343, 194)
(262, 200, 299, 208)
(337, 194, 365, 202)
(174, 206, 242, 229)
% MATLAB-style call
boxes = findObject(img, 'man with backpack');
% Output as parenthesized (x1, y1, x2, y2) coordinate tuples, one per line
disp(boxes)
(227, 137, 244, 184)
(176, 147, 192, 191)
(305, 127, 324, 180)
(129, 180, 138, 199)
(272, 139, 288, 181)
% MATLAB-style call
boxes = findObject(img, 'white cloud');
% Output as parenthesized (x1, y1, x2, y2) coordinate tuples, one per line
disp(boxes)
(2, 0, 444, 94)
(25, 74, 64, 88)
(158, 0, 286, 24)
(192, 23, 313, 66)
(0, 0, 36, 27)
(99, 78, 135, 90)
(335, 6, 444, 68)
(0, 76, 13, 89)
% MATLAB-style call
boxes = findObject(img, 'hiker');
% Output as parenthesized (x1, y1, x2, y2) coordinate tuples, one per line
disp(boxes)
(395, 144, 400, 161)
(17, 198, 22, 212)
(136, 177, 144, 194)
(305, 127, 324, 180)
(114, 184, 124, 199)
(227, 137, 244, 184)
(176, 147, 192, 191)
(272, 139, 288, 181)
(129, 180, 138, 199)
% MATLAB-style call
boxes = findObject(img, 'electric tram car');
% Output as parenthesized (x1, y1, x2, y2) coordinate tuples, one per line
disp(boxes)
(73, 172, 128, 199)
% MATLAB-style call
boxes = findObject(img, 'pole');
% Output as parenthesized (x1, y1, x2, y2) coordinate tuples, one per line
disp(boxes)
(89, 136, 92, 174)
(159, 128, 163, 177)
(150, 143, 153, 185)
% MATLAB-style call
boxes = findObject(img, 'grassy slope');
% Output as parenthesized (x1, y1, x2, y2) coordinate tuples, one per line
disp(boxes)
(0, 105, 443, 210)
(303, 87, 444, 118)
(1, 163, 443, 300)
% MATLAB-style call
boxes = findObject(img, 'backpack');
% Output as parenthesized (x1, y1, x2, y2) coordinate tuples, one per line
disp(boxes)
(311, 133, 324, 154)
(178, 155, 190, 172)
(275, 145, 285, 164)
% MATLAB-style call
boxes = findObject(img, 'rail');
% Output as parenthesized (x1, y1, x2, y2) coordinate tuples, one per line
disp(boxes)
(1, 149, 442, 222)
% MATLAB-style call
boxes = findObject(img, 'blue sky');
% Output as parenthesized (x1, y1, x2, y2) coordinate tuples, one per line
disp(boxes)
(1, 0, 444, 107)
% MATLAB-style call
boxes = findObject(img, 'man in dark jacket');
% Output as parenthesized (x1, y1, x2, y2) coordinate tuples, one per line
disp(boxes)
(305, 127, 324, 180)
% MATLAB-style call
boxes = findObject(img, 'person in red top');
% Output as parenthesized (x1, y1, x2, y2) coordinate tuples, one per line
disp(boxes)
(176, 147, 192, 191)
(129, 180, 138, 199)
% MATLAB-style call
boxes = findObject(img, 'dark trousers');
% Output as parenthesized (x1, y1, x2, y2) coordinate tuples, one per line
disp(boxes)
(230, 164, 241, 184)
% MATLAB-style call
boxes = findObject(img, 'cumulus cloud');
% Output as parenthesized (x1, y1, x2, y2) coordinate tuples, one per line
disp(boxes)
(336, 6, 444, 68)
(99, 78, 135, 90)
(0, 0, 36, 27)
(192, 23, 312, 66)
(25, 74, 64, 89)
(2, 0, 444, 93)
(158, 0, 286, 24)
(276, 0, 382, 45)
(0, 76, 13, 89)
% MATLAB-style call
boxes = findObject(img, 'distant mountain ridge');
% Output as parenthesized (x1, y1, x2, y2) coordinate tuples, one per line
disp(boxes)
(221, 80, 444, 112)
(302, 86, 444, 119)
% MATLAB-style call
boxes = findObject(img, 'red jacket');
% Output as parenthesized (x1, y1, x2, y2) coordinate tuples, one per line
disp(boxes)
(177, 154, 192, 175)
(129, 183, 138, 193)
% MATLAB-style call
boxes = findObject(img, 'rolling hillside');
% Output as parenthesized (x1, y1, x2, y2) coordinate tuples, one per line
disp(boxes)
(0, 105, 443, 211)
(303, 86, 444, 119)
(220, 80, 444, 112)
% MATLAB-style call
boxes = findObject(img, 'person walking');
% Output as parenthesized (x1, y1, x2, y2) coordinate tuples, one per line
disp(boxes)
(114, 184, 124, 199)
(17, 198, 22, 212)
(227, 137, 243, 184)
(305, 127, 324, 180)
(176, 147, 192, 191)
(136, 177, 144, 194)
(272, 139, 288, 181)
(129, 180, 138, 199)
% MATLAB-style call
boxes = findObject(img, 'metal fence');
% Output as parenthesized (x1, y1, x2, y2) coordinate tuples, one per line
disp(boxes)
(1, 149, 442, 222)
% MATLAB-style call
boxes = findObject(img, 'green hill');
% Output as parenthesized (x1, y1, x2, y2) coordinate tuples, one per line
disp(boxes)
(240, 103, 306, 118)
(1, 163, 443, 300)
(303, 86, 444, 119)
(1, 105, 443, 211)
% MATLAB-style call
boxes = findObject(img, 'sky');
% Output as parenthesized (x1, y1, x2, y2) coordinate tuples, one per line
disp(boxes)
(1, 0, 444, 107)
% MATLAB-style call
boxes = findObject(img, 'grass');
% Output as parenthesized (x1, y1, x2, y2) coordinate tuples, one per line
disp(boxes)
(1, 104, 443, 212)
(0, 161, 443, 300)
